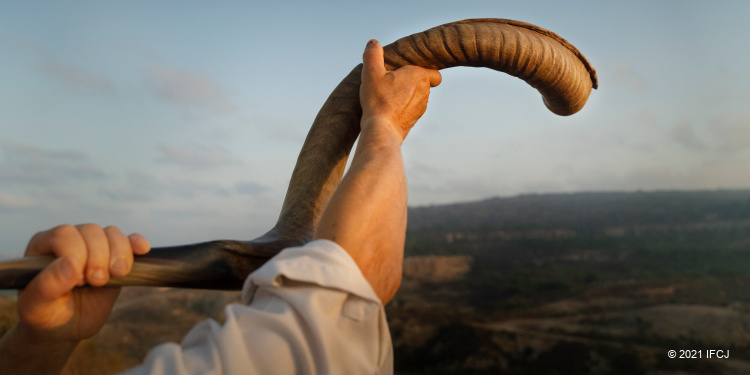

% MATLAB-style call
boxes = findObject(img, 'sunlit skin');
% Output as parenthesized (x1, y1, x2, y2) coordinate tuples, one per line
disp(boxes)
(0, 39, 439, 374)
(314, 39, 441, 304)
(0, 224, 150, 374)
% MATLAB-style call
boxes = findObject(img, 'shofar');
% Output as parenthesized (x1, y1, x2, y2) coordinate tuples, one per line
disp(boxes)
(0, 19, 598, 290)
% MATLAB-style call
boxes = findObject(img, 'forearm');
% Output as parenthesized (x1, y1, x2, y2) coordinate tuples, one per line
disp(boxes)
(0, 324, 78, 375)
(314, 118, 407, 303)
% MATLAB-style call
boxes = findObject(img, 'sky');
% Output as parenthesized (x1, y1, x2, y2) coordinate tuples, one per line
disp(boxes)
(1, 1, 749, 258)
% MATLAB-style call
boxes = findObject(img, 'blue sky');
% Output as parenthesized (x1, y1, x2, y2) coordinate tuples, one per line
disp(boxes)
(1, 1, 749, 258)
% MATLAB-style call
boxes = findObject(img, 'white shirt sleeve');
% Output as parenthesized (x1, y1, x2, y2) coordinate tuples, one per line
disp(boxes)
(119, 239, 394, 375)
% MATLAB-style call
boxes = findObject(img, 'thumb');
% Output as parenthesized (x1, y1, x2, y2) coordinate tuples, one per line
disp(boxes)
(427, 69, 442, 88)
(25, 256, 81, 302)
(362, 39, 386, 79)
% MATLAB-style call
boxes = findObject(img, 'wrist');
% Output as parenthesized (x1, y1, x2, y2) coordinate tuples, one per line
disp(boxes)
(0, 324, 79, 374)
(10, 322, 80, 354)
(360, 116, 404, 144)
(8, 321, 81, 352)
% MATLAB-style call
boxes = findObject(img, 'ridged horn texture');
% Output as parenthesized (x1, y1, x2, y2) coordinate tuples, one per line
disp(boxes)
(386, 19, 598, 115)
(0, 19, 597, 290)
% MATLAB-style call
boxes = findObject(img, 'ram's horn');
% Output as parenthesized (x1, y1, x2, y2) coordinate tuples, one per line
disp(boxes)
(0, 18, 597, 290)
(385, 19, 598, 114)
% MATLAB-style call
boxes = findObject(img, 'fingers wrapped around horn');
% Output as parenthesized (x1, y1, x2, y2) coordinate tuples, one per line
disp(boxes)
(0, 19, 597, 290)
(0, 240, 281, 290)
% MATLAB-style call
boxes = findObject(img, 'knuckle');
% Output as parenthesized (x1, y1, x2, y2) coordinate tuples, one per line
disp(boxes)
(77, 222, 102, 233)
(53, 223, 78, 235)
(47, 224, 79, 245)
(404, 66, 420, 75)
(26, 230, 46, 248)
(103, 225, 121, 235)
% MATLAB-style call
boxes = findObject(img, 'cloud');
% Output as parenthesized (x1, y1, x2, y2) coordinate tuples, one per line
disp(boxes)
(145, 67, 236, 114)
(0, 141, 105, 185)
(1, 141, 87, 162)
(101, 171, 249, 202)
(100, 188, 153, 202)
(38, 61, 115, 94)
(633, 110, 656, 125)
(168, 177, 231, 199)
(609, 61, 648, 92)
(405, 159, 444, 178)
(99, 170, 157, 202)
(270, 126, 306, 143)
(665, 115, 750, 156)
(564, 156, 750, 193)
(234, 181, 270, 195)
(409, 177, 506, 204)
(5, 35, 115, 94)
(151, 206, 220, 221)
(669, 120, 706, 151)
(709, 114, 750, 155)
(156, 143, 241, 169)
(249, 114, 306, 143)
(0, 192, 36, 211)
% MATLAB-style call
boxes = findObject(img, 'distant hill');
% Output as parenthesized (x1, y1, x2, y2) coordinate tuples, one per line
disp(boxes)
(405, 189, 750, 257)
(407, 190, 750, 231)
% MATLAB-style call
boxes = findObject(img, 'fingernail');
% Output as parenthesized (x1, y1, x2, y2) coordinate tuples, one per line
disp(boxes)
(367, 39, 377, 46)
(129, 233, 151, 253)
(128, 233, 144, 244)
(92, 269, 105, 281)
(111, 259, 127, 275)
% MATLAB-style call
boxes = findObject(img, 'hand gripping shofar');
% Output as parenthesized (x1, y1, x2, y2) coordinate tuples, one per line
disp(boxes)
(0, 19, 598, 290)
